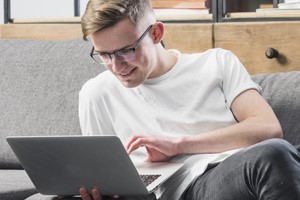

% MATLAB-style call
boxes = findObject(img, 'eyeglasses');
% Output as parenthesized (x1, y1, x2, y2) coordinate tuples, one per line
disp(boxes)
(90, 25, 153, 65)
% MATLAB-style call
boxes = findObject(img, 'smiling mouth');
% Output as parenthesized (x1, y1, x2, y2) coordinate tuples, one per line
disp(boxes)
(119, 68, 136, 77)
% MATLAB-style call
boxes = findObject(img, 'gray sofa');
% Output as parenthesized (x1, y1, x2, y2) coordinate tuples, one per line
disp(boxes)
(0, 39, 299, 200)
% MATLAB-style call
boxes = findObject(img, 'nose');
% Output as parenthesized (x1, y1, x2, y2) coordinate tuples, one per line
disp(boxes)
(111, 55, 125, 73)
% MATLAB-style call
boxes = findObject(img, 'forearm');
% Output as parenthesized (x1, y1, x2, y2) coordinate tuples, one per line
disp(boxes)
(178, 116, 283, 154)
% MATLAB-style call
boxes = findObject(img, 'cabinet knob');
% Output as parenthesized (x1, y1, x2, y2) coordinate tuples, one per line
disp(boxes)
(265, 48, 279, 59)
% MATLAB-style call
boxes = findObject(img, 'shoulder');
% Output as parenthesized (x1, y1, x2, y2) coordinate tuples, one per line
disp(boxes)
(79, 70, 117, 101)
(200, 48, 236, 60)
(198, 48, 244, 74)
(178, 48, 237, 74)
(180, 48, 235, 64)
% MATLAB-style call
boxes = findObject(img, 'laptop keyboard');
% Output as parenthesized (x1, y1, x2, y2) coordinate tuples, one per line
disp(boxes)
(140, 174, 161, 187)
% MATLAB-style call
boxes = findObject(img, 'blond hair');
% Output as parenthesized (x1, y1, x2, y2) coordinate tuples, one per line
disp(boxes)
(81, 0, 154, 40)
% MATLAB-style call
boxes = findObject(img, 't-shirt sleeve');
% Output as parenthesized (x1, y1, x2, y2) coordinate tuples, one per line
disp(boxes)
(217, 49, 261, 108)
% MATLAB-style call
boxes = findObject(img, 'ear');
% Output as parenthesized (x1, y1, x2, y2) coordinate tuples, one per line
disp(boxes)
(151, 22, 164, 44)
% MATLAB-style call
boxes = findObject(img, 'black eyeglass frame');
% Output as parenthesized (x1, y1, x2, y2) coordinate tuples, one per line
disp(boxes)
(90, 25, 153, 65)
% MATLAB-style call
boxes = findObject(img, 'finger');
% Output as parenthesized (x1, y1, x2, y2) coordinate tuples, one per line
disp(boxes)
(79, 187, 92, 200)
(92, 187, 102, 200)
(126, 135, 143, 150)
(127, 137, 159, 154)
(127, 137, 147, 154)
(126, 136, 144, 153)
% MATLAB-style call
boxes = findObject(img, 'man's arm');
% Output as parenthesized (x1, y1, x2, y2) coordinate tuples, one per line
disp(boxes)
(178, 89, 283, 154)
(127, 89, 283, 161)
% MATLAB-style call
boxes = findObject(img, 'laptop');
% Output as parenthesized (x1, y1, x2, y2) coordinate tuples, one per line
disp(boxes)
(6, 135, 184, 196)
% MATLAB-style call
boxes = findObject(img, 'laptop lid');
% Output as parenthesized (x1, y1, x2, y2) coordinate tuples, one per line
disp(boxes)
(6, 135, 183, 196)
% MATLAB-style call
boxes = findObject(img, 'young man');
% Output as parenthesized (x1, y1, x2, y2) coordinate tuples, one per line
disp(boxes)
(76, 0, 300, 200)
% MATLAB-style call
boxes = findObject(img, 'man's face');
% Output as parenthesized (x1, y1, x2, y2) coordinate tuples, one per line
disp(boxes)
(90, 19, 157, 88)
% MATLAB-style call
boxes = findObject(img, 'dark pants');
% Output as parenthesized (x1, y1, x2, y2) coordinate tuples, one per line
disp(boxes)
(183, 138, 300, 200)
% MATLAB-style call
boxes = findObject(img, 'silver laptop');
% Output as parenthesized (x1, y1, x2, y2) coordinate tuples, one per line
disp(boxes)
(6, 135, 183, 196)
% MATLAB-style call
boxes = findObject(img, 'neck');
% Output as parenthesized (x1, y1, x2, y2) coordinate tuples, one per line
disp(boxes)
(149, 45, 178, 78)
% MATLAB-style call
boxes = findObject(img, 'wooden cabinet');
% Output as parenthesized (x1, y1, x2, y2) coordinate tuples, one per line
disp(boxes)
(163, 21, 300, 75)
(1, 21, 299, 75)
(0, 23, 82, 40)
(163, 23, 213, 53)
(214, 21, 300, 74)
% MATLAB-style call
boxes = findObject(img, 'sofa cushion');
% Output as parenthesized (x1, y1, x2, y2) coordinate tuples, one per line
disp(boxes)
(0, 169, 37, 200)
(0, 39, 103, 169)
(252, 71, 300, 146)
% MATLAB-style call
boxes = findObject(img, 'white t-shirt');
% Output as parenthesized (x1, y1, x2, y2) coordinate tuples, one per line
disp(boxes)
(78, 48, 260, 200)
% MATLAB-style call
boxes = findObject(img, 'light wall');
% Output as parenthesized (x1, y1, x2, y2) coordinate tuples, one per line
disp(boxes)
(0, 0, 4, 24)
(0, 0, 89, 24)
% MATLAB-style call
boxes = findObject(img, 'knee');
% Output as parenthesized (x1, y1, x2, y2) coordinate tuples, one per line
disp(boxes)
(252, 138, 298, 164)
